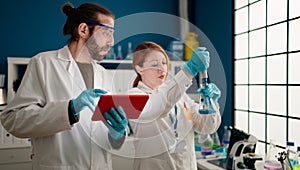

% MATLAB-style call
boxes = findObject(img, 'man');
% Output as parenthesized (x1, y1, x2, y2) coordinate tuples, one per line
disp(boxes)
(1, 2, 128, 169)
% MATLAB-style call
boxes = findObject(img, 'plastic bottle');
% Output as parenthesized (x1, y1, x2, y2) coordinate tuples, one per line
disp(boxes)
(221, 126, 231, 147)
(223, 139, 230, 157)
(286, 141, 297, 169)
(184, 32, 199, 61)
(116, 45, 123, 60)
(194, 131, 201, 152)
(294, 146, 300, 170)
(125, 42, 133, 60)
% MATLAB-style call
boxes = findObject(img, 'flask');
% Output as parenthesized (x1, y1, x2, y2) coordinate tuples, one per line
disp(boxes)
(221, 126, 231, 147)
(116, 45, 123, 60)
(184, 32, 199, 61)
(125, 42, 133, 60)
(264, 140, 282, 170)
(294, 146, 300, 170)
(286, 141, 297, 169)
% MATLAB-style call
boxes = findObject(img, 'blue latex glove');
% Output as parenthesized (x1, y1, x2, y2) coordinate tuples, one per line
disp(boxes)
(197, 83, 221, 104)
(181, 47, 210, 77)
(104, 106, 128, 140)
(71, 89, 107, 115)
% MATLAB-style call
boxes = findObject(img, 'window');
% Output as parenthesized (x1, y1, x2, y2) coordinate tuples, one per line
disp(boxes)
(234, 0, 300, 154)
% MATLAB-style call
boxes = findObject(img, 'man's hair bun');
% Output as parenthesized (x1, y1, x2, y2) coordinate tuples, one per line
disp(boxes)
(62, 3, 75, 16)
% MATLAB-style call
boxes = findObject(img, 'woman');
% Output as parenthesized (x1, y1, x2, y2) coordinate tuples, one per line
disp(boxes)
(128, 42, 221, 170)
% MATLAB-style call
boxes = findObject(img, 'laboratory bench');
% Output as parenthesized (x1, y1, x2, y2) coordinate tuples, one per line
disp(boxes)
(196, 157, 265, 170)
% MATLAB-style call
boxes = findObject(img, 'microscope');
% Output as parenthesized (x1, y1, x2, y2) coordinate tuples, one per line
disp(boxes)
(226, 127, 263, 170)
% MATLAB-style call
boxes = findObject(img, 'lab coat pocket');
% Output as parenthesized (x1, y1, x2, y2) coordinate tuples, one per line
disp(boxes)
(39, 165, 74, 170)
(170, 152, 184, 169)
(174, 139, 187, 153)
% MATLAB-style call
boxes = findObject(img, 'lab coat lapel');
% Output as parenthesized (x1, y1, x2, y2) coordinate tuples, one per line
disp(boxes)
(70, 61, 86, 92)
(93, 61, 113, 92)
(57, 46, 86, 93)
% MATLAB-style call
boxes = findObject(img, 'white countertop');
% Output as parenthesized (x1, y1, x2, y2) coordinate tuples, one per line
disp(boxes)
(197, 158, 225, 170)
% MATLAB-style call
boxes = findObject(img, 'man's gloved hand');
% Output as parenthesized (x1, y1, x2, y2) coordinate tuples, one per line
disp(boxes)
(181, 47, 210, 77)
(71, 89, 107, 114)
(197, 83, 221, 104)
(104, 106, 128, 140)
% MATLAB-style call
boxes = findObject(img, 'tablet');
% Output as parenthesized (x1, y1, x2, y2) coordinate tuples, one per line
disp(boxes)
(92, 94, 149, 121)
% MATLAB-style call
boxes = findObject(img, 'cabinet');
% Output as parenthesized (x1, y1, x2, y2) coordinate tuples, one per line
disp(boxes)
(7, 57, 199, 101)
(0, 105, 32, 170)
(6, 58, 137, 102)
(0, 145, 32, 170)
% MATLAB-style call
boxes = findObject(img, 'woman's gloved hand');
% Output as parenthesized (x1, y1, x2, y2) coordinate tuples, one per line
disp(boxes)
(197, 83, 221, 104)
(104, 106, 128, 140)
(181, 47, 210, 77)
(70, 89, 107, 115)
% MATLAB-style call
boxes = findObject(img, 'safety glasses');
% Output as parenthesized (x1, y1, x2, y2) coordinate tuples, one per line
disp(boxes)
(142, 60, 168, 72)
(87, 21, 114, 30)
(87, 21, 114, 40)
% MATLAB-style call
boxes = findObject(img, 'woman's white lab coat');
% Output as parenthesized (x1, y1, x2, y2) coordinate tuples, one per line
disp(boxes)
(0, 46, 193, 170)
(128, 81, 221, 170)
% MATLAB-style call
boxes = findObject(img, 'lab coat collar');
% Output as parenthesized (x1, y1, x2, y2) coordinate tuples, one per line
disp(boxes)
(57, 45, 101, 73)
(137, 81, 154, 94)
(56, 45, 105, 91)
(57, 45, 73, 61)
(57, 45, 77, 75)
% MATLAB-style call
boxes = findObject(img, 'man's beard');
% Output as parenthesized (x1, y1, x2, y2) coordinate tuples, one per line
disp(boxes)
(90, 49, 106, 61)
(86, 37, 110, 61)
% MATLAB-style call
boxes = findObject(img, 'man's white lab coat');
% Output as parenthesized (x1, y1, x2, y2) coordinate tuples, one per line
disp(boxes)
(1, 46, 117, 169)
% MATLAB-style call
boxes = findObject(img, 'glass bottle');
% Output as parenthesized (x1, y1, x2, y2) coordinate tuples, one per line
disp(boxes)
(106, 47, 116, 60)
(116, 45, 123, 60)
(125, 42, 133, 60)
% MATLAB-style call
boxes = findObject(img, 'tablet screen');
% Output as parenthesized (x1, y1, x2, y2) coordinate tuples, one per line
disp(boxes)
(91, 94, 149, 121)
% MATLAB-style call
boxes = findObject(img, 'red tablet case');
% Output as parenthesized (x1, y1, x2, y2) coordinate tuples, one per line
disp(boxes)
(91, 94, 149, 121)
